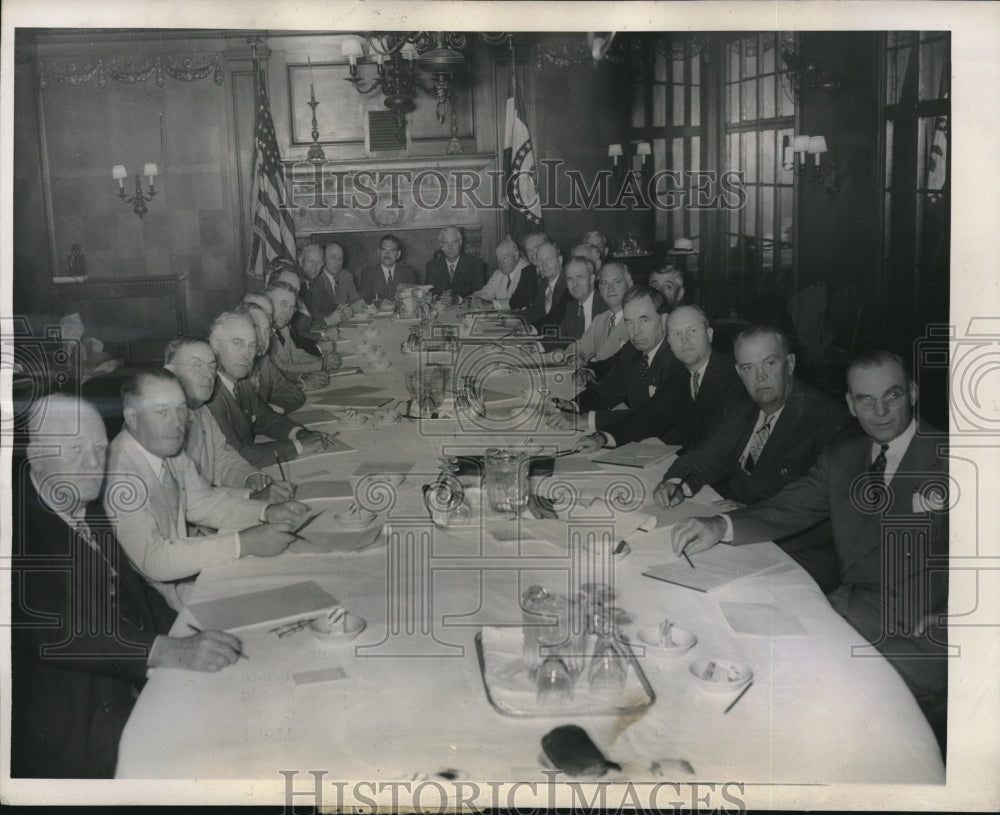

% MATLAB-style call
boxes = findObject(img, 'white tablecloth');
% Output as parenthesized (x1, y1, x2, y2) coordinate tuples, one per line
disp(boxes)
(116, 310, 944, 784)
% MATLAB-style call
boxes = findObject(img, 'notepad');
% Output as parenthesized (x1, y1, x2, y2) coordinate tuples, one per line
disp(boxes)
(591, 441, 680, 468)
(642, 543, 784, 593)
(187, 581, 338, 631)
(296, 437, 355, 457)
(294, 480, 354, 500)
(640, 499, 726, 528)
(288, 407, 337, 424)
(313, 392, 393, 409)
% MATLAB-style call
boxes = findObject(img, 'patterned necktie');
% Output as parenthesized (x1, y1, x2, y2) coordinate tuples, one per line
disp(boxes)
(160, 461, 181, 534)
(869, 443, 890, 482)
(448, 262, 456, 282)
(503, 274, 512, 297)
(545, 285, 553, 314)
(691, 371, 701, 400)
(638, 354, 651, 386)
(606, 312, 616, 337)
(744, 416, 774, 473)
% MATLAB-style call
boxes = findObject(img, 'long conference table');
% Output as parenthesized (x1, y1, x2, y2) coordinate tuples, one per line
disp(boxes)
(115, 306, 944, 792)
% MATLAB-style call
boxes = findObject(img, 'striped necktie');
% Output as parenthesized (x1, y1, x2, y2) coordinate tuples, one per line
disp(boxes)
(869, 443, 889, 482)
(744, 416, 774, 473)
(691, 371, 701, 400)
(606, 312, 616, 337)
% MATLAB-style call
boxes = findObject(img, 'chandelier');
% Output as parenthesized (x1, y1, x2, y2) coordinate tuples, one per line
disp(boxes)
(340, 32, 508, 131)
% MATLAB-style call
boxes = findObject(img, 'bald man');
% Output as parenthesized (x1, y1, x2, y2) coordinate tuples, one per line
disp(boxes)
(425, 226, 486, 302)
(237, 296, 311, 410)
(12, 395, 248, 777)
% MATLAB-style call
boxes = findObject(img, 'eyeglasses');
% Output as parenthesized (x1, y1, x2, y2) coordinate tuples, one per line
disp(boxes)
(177, 359, 218, 375)
(852, 387, 907, 412)
(225, 337, 258, 354)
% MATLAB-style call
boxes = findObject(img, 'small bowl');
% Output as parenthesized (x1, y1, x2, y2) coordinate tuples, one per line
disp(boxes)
(688, 658, 753, 692)
(339, 412, 368, 428)
(365, 349, 386, 361)
(310, 612, 367, 642)
(354, 340, 372, 353)
(582, 539, 630, 562)
(334, 505, 377, 529)
(370, 360, 392, 372)
(637, 625, 697, 656)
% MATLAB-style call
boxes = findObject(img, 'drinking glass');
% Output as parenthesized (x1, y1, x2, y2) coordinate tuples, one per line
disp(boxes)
(484, 448, 529, 513)
(536, 656, 575, 706)
(588, 635, 628, 700)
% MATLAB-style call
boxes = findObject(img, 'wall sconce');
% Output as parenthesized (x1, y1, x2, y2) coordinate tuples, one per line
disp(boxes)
(782, 134, 840, 195)
(609, 141, 651, 180)
(112, 163, 157, 218)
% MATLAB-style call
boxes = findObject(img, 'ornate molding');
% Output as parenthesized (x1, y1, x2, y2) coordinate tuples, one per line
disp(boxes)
(39, 54, 223, 90)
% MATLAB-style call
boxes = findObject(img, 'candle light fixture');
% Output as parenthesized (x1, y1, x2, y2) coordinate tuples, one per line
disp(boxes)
(305, 56, 325, 161)
(112, 162, 158, 218)
(608, 142, 651, 180)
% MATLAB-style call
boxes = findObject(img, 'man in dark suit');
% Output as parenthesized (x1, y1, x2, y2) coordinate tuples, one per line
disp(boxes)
(521, 241, 572, 335)
(655, 324, 851, 590)
(558, 256, 607, 341)
(575, 304, 746, 453)
(671, 350, 949, 754)
(425, 226, 486, 302)
(206, 312, 336, 466)
(357, 233, 420, 304)
(11, 395, 247, 777)
(548, 286, 676, 432)
(648, 264, 686, 312)
(297, 243, 364, 331)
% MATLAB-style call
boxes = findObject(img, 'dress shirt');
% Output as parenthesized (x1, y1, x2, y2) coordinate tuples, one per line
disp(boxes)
(738, 405, 786, 471)
(185, 405, 261, 496)
(472, 259, 528, 310)
(688, 355, 711, 400)
(578, 291, 596, 332)
(383, 265, 396, 285)
(877, 418, 917, 483)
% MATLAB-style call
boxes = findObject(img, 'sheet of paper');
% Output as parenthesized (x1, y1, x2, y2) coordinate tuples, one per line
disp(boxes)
(188, 581, 338, 631)
(642, 543, 785, 593)
(351, 460, 414, 477)
(295, 437, 355, 457)
(552, 456, 607, 475)
(312, 392, 393, 409)
(294, 480, 354, 500)
(640, 499, 725, 527)
(293, 666, 348, 686)
(287, 407, 337, 424)
(591, 441, 681, 468)
(719, 602, 808, 636)
(287, 522, 384, 554)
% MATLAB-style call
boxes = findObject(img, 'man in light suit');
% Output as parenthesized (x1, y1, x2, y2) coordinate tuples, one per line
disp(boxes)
(266, 282, 341, 378)
(12, 394, 248, 778)
(105, 370, 309, 609)
(469, 237, 538, 312)
(205, 311, 336, 467)
(575, 305, 746, 453)
(558, 256, 608, 341)
(549, 285, 678, 433)
(358, 233, 420, 304)
(425, 226, 486, 302)
(163, 336, 294, 502)
(671, 350, 949, 754)
(655, 324, 851, 590)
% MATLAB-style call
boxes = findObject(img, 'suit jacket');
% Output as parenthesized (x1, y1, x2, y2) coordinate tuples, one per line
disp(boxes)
(305, 268, 363, 316)
(523, 273, 572, 336)
(728, 421, 949, 728)
(559, 290, 609, 341)
(573, 308, 630, 364)
(472, 261, 539, 312)
(576, 341, 679, 429)
(270, 325, 323, 377)
(105, 430, 264, 593)
(603, 351, 746, 451)
(11, 468, 176, 778)
(184, 404, 260, 493)
(206, 374, 302, 466)
(665, 380, 850, 503)
(358, 262, 420, 304)
(254, 353, 306, 414)
(425, 253, 487, 299)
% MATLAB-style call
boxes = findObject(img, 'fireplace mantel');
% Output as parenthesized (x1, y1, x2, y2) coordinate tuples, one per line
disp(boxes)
(283, 153, 502, 244)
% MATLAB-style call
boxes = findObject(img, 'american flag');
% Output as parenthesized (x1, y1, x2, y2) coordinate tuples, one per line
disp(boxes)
(503, 61, 543, 245)
(247, 58, 296, 280)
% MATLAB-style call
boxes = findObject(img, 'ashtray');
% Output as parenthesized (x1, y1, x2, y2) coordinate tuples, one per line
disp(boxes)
(637, 624, 697, 655)
(310, 610, 367, 642)
(370, 360, 392, 372)
(688, 658, 752, 692)
(334, 504, 377, 529)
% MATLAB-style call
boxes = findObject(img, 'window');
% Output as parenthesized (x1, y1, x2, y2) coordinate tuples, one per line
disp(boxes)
(722, 32, 796, 321)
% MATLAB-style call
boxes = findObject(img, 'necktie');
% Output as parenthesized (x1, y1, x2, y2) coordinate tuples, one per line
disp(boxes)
(638, 354, 651, 386)
(545, 286, 553, 314)
(869, 443, 889, 482)
(691, 371, 701, 400)
(73, 519, 118, 595)
(744, 416, 774, 473)
(160, 461, 181, 535)
(274, 329, 285, 345)
(607, 312, 616, 337)
(448, 262, 456, 282)
(578, 302, 585, 324)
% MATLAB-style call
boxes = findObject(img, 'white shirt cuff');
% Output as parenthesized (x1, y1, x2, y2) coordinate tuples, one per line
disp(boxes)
(721, 514, 734, 542)
(599, 431, 616, 448)
(587, 412, 597, 433)
(666, 477, 693, 498)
